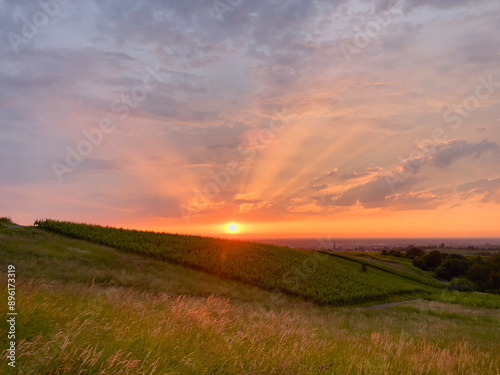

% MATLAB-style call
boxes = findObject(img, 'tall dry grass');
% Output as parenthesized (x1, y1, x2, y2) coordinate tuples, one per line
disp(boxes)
(1, 276, 498, 374)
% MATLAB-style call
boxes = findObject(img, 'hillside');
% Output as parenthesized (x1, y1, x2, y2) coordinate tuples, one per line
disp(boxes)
(1, 224, 499, 374)
(329, 251, 444, 287)
(34, 220, 440, 305)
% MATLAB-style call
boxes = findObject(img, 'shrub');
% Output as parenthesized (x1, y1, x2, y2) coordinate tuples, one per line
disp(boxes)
(412, 257, 426, 270)
(0, 217, 13, 224)
(448, 277, 477, 292)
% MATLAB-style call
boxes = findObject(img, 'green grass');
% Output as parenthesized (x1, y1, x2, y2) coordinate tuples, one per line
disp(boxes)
(428, 291, 500, 309)
(321, 251, 443, 288)
(0, 226, 499, 374)
(33, 220, 438, 305)
(370, 253, 446, 283)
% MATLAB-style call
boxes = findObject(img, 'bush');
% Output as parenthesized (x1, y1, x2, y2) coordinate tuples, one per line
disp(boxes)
(0, 217, 13, 224)
(412, 257, 426, 270)
(448, 277, 477, 292)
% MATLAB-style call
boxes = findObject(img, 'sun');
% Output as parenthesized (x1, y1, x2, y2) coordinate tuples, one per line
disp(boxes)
(226, 223, 239, 234)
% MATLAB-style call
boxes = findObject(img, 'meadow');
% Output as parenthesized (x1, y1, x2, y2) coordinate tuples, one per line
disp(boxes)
(0, 224, 499, 374)
(429, 291, 500, 309)
(320, 251, 443, 288)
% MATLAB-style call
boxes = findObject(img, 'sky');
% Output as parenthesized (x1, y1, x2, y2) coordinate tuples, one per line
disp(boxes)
(1, 0, 499, 238)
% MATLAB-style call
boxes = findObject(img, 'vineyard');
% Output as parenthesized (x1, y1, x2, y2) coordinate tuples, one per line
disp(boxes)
(35, 220, 437, 305)
(320, 251, 444, 288)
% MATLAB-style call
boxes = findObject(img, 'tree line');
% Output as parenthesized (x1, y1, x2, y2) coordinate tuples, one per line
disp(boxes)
(381, 247, 500, 293)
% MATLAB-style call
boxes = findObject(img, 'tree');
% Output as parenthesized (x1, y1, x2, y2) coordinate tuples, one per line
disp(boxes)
(490, 271, 500, 291)
(413, 257, 426, 270)
(405, 247, 424, 259)
(490, 255, 500, 272)
(466, 262, 492, 289)
(445, 254, 467, 261)
(435, 259, 470, 280)
(422, 250, 445, 271)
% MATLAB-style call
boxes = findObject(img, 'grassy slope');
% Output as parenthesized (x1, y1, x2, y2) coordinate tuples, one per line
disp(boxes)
(34, 220, 438, 305)
(0, 226, 499, 374)
(0, 227, 285, 303)
(321, 251, 443, 288)
(428, 291, 500, 309)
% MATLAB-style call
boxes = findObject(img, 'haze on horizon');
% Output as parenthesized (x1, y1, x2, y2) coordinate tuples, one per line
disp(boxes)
(1, 0, 499, 238)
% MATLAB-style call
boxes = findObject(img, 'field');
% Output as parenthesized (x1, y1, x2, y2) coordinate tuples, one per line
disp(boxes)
(321, 251, 443, 288)
(429, 291, 500, 309)
(0, 225, 499, 374)
(33, 220, 439, 305)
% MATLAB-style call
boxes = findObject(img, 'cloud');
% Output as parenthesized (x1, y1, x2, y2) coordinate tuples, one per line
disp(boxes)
(313, 175, 419, 208)
(432, 139, 498, 167)
(304, 157, 457, 211)
(310, 184, 328, 191)
(311, 169, 339, 185)
(341, 167, 383, 180)
(457, 177, 500, 203)
(403, 0, 486, 11)
(1, 0, 500, 228)
(369, 0, 486, 13)
(386, 189, 449, 210)
(135, 197, 184, 218)
(78, 158, 127, 171)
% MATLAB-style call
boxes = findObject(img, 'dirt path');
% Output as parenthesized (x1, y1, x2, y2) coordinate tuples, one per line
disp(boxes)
(363, 299, 422, 310)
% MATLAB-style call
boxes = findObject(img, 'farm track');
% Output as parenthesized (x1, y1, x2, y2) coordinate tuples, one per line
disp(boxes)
(363, 299, 423, 310)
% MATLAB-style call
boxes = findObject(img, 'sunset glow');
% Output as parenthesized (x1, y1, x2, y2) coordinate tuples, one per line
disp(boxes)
(1, 1, 499, 239)
(226, 223, 240, 234)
